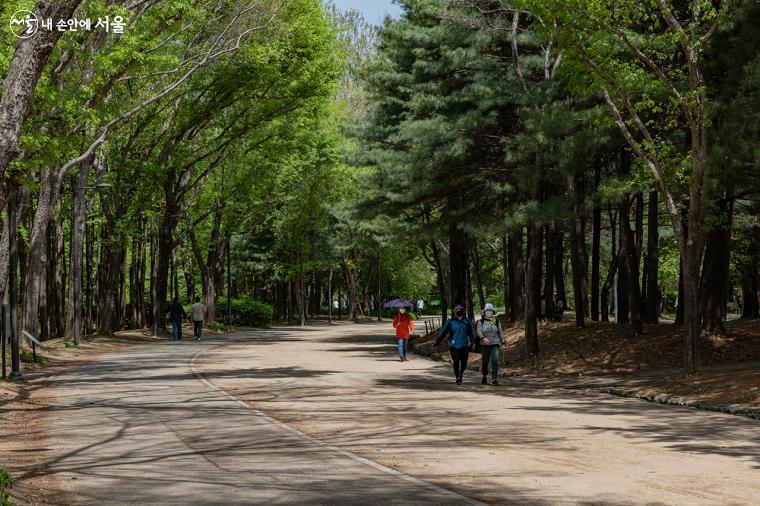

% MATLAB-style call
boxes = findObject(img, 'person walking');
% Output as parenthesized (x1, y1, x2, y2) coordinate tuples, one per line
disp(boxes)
(554, 295, 564, 322)
(393, 306, 414, 361)
(435, 304, 473, 384)
(191, 296, 206, 341)
(167, 297, 186, 341)
(477, 303, 504, 386)
(416, 299, 424, 316)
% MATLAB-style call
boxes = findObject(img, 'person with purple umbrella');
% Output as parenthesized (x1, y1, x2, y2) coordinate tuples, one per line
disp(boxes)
(393, 306, 414, 361)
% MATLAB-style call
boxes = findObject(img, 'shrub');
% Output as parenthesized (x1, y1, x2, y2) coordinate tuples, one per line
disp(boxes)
(207, 321, 232, 332)
(217, 296, 273, 327)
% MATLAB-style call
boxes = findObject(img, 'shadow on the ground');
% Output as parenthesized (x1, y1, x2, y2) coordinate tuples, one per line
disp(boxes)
(11, 325, 759, 506)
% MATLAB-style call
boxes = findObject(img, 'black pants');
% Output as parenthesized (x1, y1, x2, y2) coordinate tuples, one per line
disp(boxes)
(449, 347, 469, 378)
(193, 320, 203, 339)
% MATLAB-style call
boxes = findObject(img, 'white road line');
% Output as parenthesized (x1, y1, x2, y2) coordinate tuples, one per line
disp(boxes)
(188, 340, 487, 506)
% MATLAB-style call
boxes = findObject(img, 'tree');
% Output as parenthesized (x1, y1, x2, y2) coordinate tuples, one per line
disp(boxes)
(524, 0, 730, 374)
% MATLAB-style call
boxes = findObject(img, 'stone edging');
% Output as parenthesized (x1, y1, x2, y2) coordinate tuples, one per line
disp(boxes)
(566, 386, 760, 421)
(405, 335, 759, 421)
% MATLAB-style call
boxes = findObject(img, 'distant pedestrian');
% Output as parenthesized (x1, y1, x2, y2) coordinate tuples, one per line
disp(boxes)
(477, 303, 504, 386)
(435, 304, 473, 384)
(167, 297, 186, 341)
(191, 296, 206, 341)
(416, 299, 424, 316)
(554, 295, 564, 322)
(393, 306, 414, 361)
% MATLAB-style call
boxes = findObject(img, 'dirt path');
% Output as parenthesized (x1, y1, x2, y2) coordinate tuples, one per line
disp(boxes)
(7, 328, 478, 505)
(195, 323, 759, 505)
(7, 323, 759, 504)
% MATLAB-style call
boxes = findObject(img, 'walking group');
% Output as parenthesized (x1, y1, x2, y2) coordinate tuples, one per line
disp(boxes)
(166, 296, 208, 341)
(392, 301, 504, 385)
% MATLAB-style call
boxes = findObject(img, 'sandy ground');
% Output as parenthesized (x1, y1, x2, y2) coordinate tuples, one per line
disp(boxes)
(414, 317, 760, 410)
(0, 327, 213, 504)
(194, 323, 760, 505)
(3, 322, 759, 504)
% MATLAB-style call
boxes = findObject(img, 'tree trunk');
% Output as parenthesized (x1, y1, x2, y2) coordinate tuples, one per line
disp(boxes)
(431, 240, 448, 320)
(682, 246, 702, 374)
(472, 244, 486, 310)
(38, 245, 49, 341)
(152, 217, 174, 336)
(675, 260, 685, 324)
(85, 220, 94, 335)
(449, 223, 468, 309)
(0, 219, 9, 304)
(119, 246, 127, 330)
(21, 168, 62, 337)
(643, 190, 659, 324)
(183, 250, 194, 303)
(467, 253, 476, 320)
(741, 275, 758, 319)
(543, 223, 556, 320)
(616, 202, 630, 325)
(524, 224, 542, 356)
(501, 235, 510, 320)
(298, 245, 306, 326)
(554, 228, 566, 308)
(699, 196, 733, 334)
(620, 196, 643, 335)
(363, 260, 374, 317)
(327, 271, 333, 323)
(50, 213, 66, 337)
(602, 208, 617, 322)
(130, 225, 146, 329)
(508, 228, 525, 322)
(96, 225, 124, 336)
(591, 183, 601, 321)
(601, 246, 622, 324)
(172, 251, 179, 301)
(567, 173, 587, 328)
(65, 162, 90, 344)
(342, 250, 359, 323)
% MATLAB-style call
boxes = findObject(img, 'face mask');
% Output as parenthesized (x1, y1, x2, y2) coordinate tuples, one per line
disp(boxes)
(399, 308, 406, 314)
(485, 310, 494, 317)
(454, 310, 463, 318)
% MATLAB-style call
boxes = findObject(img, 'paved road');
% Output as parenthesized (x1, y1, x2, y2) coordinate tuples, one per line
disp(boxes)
(31, 322, 760, 504)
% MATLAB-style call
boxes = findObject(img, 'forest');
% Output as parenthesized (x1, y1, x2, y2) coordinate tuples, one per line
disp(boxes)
(1, 0, 758, 377)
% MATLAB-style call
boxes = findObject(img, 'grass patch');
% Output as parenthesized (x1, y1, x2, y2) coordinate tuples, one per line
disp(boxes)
(0, 467, 13, 506)
(64, 342, 79, 349)
(20, 349, 48, 365)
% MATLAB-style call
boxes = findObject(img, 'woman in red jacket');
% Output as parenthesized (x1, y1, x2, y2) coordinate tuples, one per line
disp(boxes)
(393, 307, 414, 361)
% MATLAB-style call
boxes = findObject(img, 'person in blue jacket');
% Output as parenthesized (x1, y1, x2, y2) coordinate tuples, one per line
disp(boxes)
(435, 304, 474, 384)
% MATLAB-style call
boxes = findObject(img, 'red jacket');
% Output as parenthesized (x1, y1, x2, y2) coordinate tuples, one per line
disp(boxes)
(393, 313, 414, 339)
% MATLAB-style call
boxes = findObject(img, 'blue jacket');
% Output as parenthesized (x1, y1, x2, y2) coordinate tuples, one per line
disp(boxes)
(435, 317, 473, 349)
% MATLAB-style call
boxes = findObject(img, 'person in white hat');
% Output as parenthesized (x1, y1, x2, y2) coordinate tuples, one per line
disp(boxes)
(477, 303, 504, 385)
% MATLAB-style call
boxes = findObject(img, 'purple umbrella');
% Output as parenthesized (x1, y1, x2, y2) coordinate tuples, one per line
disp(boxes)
(383, 298, 413, 309)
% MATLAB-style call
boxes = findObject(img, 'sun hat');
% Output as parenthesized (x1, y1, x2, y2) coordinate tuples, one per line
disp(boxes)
(482, 303, 497, 315)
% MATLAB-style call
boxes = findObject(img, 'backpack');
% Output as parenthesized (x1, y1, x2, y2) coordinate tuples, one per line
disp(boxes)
(476, 318, 501, 351)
